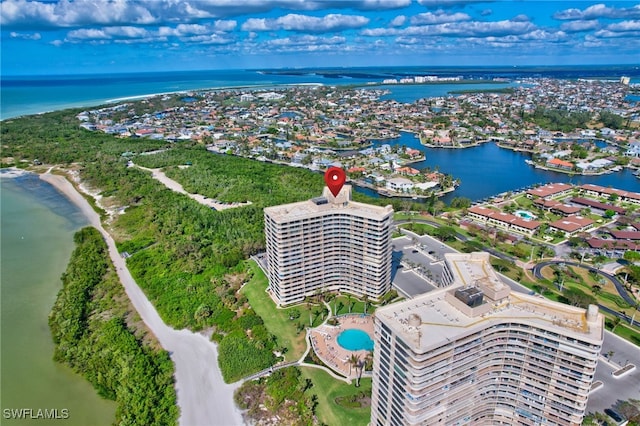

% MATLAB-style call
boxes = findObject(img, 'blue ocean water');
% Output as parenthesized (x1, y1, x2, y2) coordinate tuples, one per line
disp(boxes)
(2, 65, 639, 119)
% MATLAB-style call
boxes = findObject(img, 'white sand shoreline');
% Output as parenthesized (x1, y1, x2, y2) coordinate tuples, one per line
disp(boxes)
(39, 170, 245, 426)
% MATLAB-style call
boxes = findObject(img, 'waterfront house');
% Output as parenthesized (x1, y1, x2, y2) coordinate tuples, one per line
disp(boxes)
(546, 158, 574, 171)
(526, 183, 573, 200)
(580, 184, 640, 206)
(625, 141, 640, 157)
(386, 177, 414, 193)
(575, 158, 613, 173)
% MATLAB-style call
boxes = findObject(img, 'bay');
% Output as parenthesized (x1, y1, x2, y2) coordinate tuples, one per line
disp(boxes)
(0, 173, 116, 425)
(366, 132, 639, 202)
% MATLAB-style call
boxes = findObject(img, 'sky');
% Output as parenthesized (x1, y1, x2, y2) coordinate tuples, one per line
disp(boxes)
(1, 0, 639, 75)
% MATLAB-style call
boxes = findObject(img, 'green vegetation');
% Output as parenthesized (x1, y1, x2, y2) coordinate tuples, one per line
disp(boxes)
(301, 369, 372, 426)
(234, 367, 318, 425)
(49, 227, 178, 425)
(241, 261, 311, 360)
(526, 107, 592, 132)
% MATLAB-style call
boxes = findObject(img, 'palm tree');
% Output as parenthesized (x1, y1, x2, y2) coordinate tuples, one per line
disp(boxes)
(363, 295, 369, 314)
(347, 294, 352, 314)
(349, 354, 360, 386)
(364, 351, 373, 371)
(611, 316, 621, 332)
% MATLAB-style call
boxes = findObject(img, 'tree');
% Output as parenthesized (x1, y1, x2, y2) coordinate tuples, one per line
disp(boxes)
(348, 354, 360, 385)
(610, 316, 621, 332)
(347, 295, 353, 314)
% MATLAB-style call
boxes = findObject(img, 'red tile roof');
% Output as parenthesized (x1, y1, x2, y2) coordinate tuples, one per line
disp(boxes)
(526, 183, 573, 198)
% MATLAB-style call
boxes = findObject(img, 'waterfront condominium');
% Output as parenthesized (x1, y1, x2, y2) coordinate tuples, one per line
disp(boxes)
(264, 185, 393, 305)
(371, 252, 603, 426)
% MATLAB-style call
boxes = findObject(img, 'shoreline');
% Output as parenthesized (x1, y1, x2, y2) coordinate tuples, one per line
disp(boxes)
(38, 169, 244, 426)
(1, 82, 326, 121)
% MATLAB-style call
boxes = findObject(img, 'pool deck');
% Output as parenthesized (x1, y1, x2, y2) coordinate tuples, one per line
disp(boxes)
(310, 314, 374, 378)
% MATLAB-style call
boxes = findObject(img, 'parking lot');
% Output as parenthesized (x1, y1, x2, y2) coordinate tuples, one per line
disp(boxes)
(391, 232, 452, 297)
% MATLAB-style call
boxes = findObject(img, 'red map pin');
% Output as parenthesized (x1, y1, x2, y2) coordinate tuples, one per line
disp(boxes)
(324, 166, 346, 197)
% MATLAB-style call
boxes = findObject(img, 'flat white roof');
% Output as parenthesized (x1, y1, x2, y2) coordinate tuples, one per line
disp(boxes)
(376, 253, 603, 353)
(264, 185, 393, 223)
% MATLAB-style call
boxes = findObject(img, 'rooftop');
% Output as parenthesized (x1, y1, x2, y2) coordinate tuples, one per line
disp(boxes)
(375, 252, 603, 353)
(264, 185, 393, 222)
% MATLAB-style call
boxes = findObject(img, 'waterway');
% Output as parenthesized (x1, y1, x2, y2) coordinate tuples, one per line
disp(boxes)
(358, 132, 639, 203)
(0, 173, 116, 425)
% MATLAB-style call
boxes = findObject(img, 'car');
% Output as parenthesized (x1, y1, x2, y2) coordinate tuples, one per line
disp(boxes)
(412, 249, 418, 253)
(428, 250, 435, 255)
(604, 408, 626, 424)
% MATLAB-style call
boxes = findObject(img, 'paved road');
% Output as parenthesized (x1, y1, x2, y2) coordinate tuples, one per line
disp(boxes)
(41, 172, 243, 426)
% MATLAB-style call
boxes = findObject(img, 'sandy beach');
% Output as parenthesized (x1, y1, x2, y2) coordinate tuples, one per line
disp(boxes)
(39, 171, 244, 426)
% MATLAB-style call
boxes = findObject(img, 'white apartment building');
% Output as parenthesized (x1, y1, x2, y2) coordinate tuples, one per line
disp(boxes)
(264, 185, 393, 305)
(372, 252, 603, 426)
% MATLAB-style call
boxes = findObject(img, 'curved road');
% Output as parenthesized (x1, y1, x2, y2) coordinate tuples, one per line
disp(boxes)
(532, 260, 637, 323)
(532, 260, 635, 306)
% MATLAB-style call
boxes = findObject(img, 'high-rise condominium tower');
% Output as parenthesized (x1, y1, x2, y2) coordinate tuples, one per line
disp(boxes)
(264, 185, 393, 305)
(372, 252, 603, 426)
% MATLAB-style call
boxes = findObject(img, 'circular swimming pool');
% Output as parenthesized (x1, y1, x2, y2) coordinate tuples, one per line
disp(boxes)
(337, 329, 374, 351)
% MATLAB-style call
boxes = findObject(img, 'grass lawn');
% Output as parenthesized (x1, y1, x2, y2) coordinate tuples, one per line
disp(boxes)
(612, 323, 640, 346)
(399, 222, 434, 236)
(300, 368, 372, 426)
(514, 195, 534, 208)
(330, 296, 376, 316)
(242, 261, 324, 361)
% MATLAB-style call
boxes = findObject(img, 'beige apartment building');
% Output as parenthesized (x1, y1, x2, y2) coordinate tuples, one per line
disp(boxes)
(264, 185, 393, 305)
(372, 252, 603, 426)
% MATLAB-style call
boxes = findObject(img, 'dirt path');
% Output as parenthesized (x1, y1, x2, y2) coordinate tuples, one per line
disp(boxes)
(133, 164, 252, 211)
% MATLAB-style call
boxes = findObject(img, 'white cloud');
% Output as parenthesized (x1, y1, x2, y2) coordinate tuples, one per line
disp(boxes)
(241, 18, 273, 32)
(510, 14, 530, 23)
(360, 27, 400, 36)
(66, 28, 111, 40)
(605, 20, 640, 32)
(417, 0, 485, 8)
(389, 15, 406, 27)
(242, 13, 369, 33)
(594, 28, 640, 38)
(180, 34, 235, 45)
(560, 20, 600, 33)
(213, 20, 237, 31)
(553, 4, 640, 20)
(410, 11, 471, 25)
(363, 19, 536, 38)
(9, 31, 41, 39)
(0, 0, 410, 29)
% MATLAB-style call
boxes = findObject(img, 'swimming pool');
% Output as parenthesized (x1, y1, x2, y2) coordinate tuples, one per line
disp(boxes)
(337, 329, 374, 351)
(514, 210, 537, 221)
